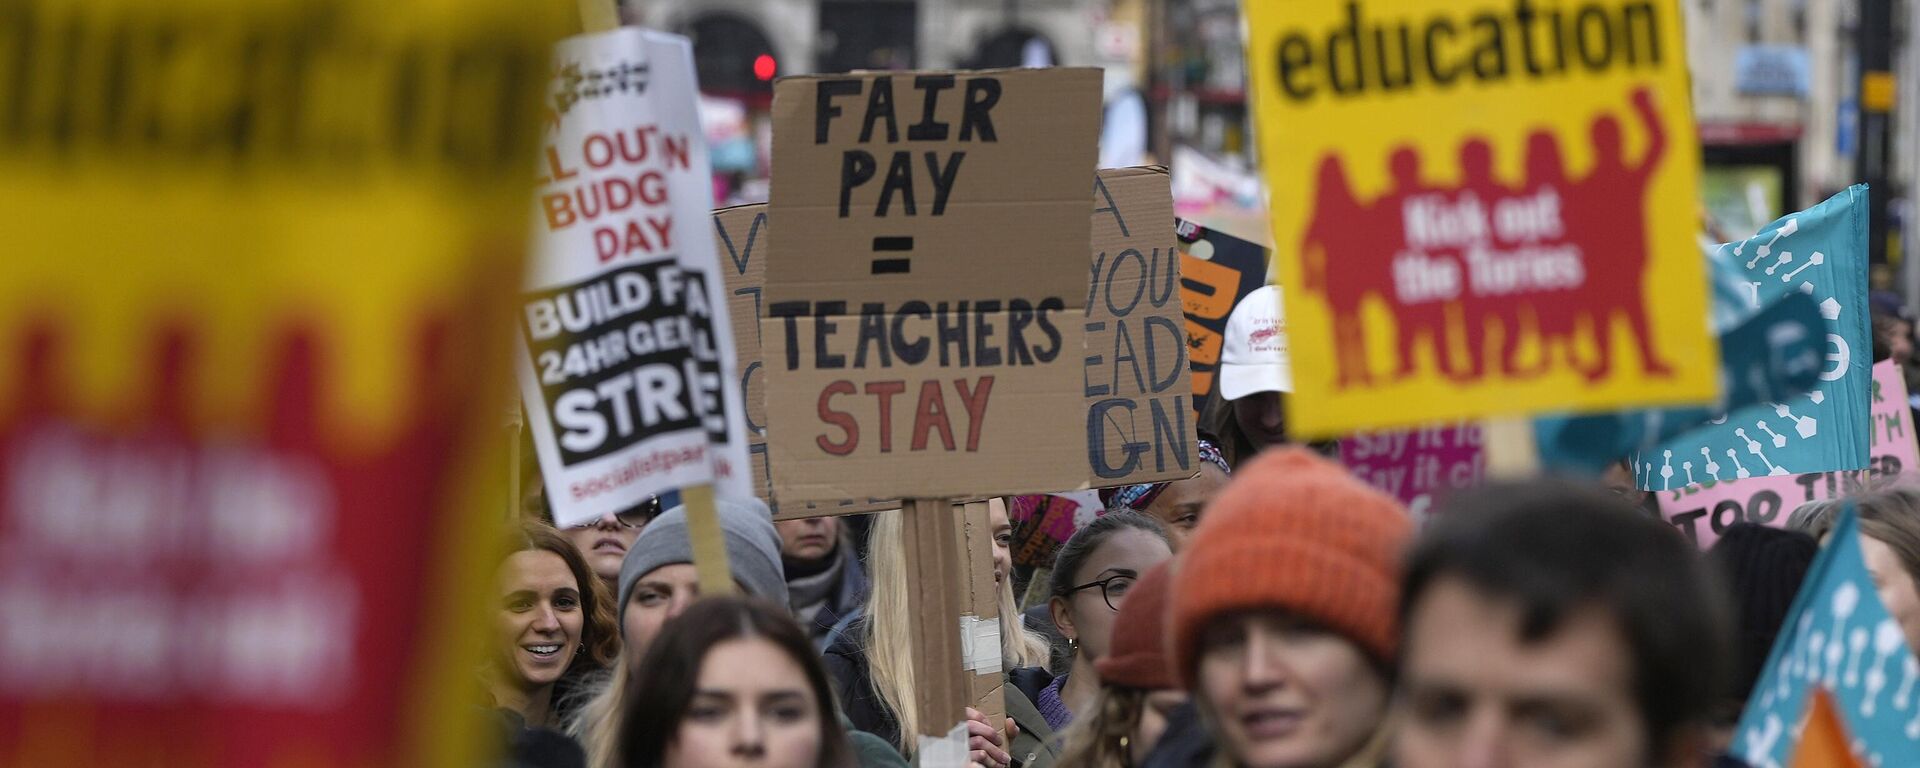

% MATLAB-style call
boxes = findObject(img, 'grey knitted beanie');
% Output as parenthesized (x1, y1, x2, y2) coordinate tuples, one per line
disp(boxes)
(615, 496, 787, 625)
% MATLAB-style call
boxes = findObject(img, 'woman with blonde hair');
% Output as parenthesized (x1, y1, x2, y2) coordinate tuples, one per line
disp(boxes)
(825, 499, 1054, 765)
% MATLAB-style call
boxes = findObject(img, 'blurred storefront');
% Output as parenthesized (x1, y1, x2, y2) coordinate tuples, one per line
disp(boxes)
(1687, 0, 1822, 241)
(1141, 0, 1266, 242)
(1686, 0, 1915, 293)
(631, 0, 1910, 282)
(638, 0, 1144, 204)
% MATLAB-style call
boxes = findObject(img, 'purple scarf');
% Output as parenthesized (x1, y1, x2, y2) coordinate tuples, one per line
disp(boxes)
(1035, 674, 1073, 731)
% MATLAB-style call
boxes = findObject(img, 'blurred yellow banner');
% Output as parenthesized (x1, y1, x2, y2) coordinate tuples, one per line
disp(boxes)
(0, 0, 563, 765)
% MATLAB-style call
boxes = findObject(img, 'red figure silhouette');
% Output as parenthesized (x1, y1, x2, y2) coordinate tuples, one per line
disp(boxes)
(1297, 88, 1671, 390)
(1302, 153, 1383, 388)
(1563, 87, 1673, 381)
(1450, 138, 1504, 381)
(1517, 128, 1586, 377)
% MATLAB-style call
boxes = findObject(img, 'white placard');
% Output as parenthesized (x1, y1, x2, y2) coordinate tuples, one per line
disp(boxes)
(518, 28, 752, 527)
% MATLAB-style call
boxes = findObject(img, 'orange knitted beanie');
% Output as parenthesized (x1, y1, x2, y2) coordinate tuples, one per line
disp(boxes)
(1094, 561, 1176, 690)
(1169, 447, 1412, 688)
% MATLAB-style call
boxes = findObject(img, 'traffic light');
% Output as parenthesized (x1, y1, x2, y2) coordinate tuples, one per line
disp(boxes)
(688, 14, 776, 96)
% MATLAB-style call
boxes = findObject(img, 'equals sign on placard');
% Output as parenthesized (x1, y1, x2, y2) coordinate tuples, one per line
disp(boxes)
(871, 236, 913, 274)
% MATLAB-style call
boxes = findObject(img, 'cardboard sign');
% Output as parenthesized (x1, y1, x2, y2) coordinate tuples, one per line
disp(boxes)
(519, 29, 752, 527)
(1732, 511, 1920, 768)
(1245, 0, 1717, 435)
(718, 166, 1192, 513)
(1656, 360, 1917, 548)
(1085, 167, 1196, 484)
(1341, 424, 1485, 521)
(0, 0, 562, 763)
(713, 203, 893, 519)
(1636, 187, 1872, 493)
(1176, 220, 1270, 412)
(763, 68, 1104, 502)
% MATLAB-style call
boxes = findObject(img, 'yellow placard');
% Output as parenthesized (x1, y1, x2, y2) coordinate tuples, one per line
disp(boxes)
(1245, 0, 1717, 436)
(0, 0, 563, 765)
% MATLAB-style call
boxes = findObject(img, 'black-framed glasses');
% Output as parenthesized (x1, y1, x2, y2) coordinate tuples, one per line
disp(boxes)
(1066, 573, 1136, 612)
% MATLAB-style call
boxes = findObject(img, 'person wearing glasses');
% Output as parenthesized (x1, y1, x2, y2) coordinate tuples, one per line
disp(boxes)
(559, 495, 663, 594)
(1031, 511, 1174, 732)
(1053, 561, 1185, 767)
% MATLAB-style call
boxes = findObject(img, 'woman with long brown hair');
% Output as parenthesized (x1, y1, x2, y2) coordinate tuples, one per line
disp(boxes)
(487, 520, 620, 730)
(620, 596, 856, 768)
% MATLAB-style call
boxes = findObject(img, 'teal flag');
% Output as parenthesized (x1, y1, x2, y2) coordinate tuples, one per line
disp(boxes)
(1634, 186, 1870, 490)
(1732, 509, 1920, 768)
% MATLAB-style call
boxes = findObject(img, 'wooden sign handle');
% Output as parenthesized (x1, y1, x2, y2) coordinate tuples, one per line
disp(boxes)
(901, 498, 1004, 742)
(682, 484, 736, 597)
(577, 0, 618, 33)
(903, 498, 967, 737)
(958, 500, 1006, 721)
(1482, 416, 1540, 479)
(506, 404, 523, 521)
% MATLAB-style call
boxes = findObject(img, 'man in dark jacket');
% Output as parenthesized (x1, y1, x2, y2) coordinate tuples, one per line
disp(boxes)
(1396, 480, 1732, 768)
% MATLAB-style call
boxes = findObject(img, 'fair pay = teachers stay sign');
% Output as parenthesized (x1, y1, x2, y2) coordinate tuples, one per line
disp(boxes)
(714, 165, 1193, 516)
(764, 67, 1105, 502)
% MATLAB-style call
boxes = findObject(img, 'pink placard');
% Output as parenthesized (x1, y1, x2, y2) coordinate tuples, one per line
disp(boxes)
(1657, 360, 1919, 548)
(1341, 424, 1485, 521)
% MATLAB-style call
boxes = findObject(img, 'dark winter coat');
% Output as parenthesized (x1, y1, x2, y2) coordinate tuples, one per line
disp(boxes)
(825, 623, 1057, 766)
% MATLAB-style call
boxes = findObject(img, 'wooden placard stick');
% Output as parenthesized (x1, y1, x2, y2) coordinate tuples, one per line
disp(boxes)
(681, 483, 737, 598)
(506, 404, 523, 521)
(902, 497, 1006, 749)
(957, 500, 1005, 721)
(1482, 416, 1540, 479)
(903, 498, 967, 739)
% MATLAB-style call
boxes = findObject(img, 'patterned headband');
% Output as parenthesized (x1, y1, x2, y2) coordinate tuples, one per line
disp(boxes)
(1099, 438, 1230, 512)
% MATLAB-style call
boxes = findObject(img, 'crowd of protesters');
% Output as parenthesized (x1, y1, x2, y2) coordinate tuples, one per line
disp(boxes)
(478, 293, 1920, 768)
